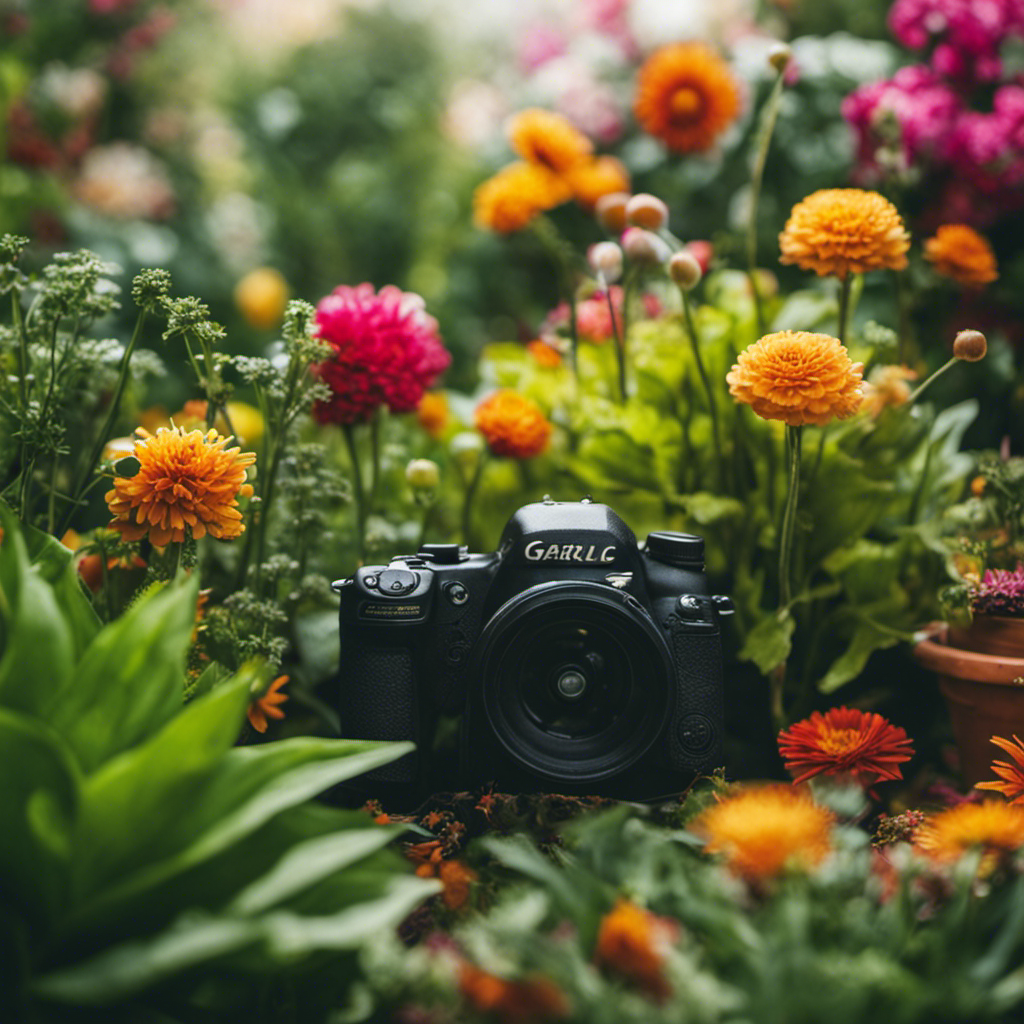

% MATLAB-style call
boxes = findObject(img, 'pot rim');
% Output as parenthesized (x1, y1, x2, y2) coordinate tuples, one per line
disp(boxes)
(913, 622, 1024, 685)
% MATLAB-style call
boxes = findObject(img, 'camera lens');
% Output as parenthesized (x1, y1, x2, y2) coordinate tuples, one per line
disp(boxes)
(476, 582, 673, 783)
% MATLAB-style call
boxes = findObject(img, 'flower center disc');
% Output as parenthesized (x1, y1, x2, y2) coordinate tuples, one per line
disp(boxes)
(669, 87, 703, 124)
(818, 727, 861, 756)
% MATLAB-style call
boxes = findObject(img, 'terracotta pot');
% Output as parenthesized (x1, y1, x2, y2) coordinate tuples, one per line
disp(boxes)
(913, 620, 1024, 786)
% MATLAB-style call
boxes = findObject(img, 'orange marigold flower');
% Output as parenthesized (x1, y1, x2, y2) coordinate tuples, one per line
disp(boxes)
(473, 161, 572, 234)
(779, 189, 910, 279)
(76, 551, 147, 593)
(863, 364, 917, 417)
(475, 390, 552, 459)
(416, 390, 449, 438)
(459, 963, 568, 1024)
(693, 785, 835, 882)
(438, 859, 477, 910)
(976, 735, 1024, 804)
(527, 338, 562, 368)
(247, 675, 289, 734)
(777, 706, 914, 786)
(726, 330, 864, 427)
(564, 155, 631, 211)
(507, 107, 593, 173)
(924, 224, 998, 289)
(595, 900, 678, 1001)
(105, 426, 255, 547)
(916, 800, 1024, 864)
(634, 43, 742, 153)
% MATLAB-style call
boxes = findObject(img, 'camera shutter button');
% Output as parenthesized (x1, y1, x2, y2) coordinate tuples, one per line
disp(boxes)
(377, 569, 418, 596)
(443, 581, 469, 606)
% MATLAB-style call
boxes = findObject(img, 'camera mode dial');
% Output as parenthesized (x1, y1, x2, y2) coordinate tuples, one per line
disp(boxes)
(646, 531, 704, 568)
(377, 568, 419, 596)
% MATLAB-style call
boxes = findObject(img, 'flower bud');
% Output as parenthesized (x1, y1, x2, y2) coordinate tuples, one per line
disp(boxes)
(953, 329, 987, 362)
(668, 250, 703, 291)
(768, 42, 792, 74)
(685, 239, 714, 274)
(405, 458, 440, 491)
(621, 227, 670, 266)
(625, 193, 669, 231)
(588, 241, 623, 284)
(595, 191, 630, 234)
(450, 431, 484, 470)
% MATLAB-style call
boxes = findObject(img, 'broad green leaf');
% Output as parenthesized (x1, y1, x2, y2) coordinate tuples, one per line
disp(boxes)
(770, 289, 836, 333)
(681, 492, 746, 525)
(49, 575, 199, 772)
(818, 619, 901, 694)
(738, 611, 794, 674)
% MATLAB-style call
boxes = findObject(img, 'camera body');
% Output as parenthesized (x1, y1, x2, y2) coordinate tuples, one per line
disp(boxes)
(334, 499, 731, 800)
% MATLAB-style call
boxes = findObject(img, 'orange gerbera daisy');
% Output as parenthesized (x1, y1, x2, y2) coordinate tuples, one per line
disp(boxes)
(779, 189, 910, 279)
(507, 108, 593, 174)
(693, 785, 834, 882)
(416, 390, 449, 438)
(105, 426, 255, 547)
(247, 675, 289, 733)
(924, 224, 999, 289)
(565, 156, 632, 211)
(473, 162, 572, 234)
(777, 706, 914, 786)
(459, 963, 568, 1023)
(726, 330, 864, 427)
(976, 735, 1024, 804)
(916, 800, 1024, 864)
(634, 42, 741, 153)
(595, 900, 678, 1001)
(475, 390, 552, 459)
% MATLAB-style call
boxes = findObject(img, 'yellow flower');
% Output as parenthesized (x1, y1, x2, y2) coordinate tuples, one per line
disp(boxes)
(924, 224, 998, 289)
(916, 800, 1024, 864)
(693, 785, 835, 881)
(633, 43, 742, 153)
(564, 156, 631, 211)
(473, 162, 572, 234)
(779, 189, 910, 279)
(863, 364, 917, 417)
(234, 267, 290, 329)
(416, 391, 449, 438)
(507, 107, 593, 173)
(595, 900, 677, 1001)
(726, 330, 864, 427)
(475, 390, 552, 459)
(105, 426, 255, 547)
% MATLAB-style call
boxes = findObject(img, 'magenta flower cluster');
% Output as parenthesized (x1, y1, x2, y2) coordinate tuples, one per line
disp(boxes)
(843, 0, 1024, 225)
(971, 565, 1024, 617)
(312, 284, 450, 427)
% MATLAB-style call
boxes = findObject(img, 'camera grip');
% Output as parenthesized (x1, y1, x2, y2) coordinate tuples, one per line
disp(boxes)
(668, 626, 724, 773)
(342, 641, 419, 784)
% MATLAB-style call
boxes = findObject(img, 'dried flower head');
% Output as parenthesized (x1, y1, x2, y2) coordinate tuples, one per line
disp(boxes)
(634, 43, 742, 153)
(916, 800, 1024, 864)
(694, 785, 835, 882)
(473, 161, 572, 234)
(625, 193, 669, 231)
(668, 250, 703, 291)
(726, 330, 864, 427)
(779, 189, 910, 278)
(105, 426, 255, 547)
(953, 328, 987, 362)
(247, 675, 289, 733)
(565, 156, 631, 211)
(863, 364, 918, 417)
(459, 963, 568, 1023)
(924, 224, 999, 288)
(313, 283, 450, 425)
(475, 390, 552, 459)
(777, 706, 915, 786)
(507, 107, 593, 173)
(595, 900, 678, 1001)
(976, 735, 1024, 804)
(969, 565, 1024, 616)
(595, 191, 630, 233)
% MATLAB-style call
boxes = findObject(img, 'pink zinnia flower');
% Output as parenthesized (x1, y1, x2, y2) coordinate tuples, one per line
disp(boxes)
(313, 284, 451, 426)
(971, 564, 1024, 617)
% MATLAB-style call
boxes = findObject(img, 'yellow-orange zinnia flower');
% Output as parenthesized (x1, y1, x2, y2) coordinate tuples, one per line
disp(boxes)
(106, 426, 255, 547)
(693, 785, 834, 882)
(916, 800, 1024, 864)
(924, 224, 999, 289)
(416, 390, 449, 438)
(863, 364, 917, 417)
(777, 706, 914, 786)
(976, 735, 1024, 804)
(726, 330, 864, 427)
(247, 675, 289, 733)
(564, 156, 632, 211)
(475, 390, 552, 459)
(634, 43, 741, 153)
(595, 900, 678, 1001)
(473, 162, 572, 234)
(507, 107, 593, 174)
(779, 189, 910, 279)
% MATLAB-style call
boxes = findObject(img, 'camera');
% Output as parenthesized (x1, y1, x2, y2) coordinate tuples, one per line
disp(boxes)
(333, 498, 732, 800)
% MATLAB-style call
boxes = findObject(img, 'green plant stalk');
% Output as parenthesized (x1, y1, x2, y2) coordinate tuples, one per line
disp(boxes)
(747, 66, 787, 336)
(11, 290, 28, 406)
(907, 356, 957, 405)
(369, 408, 383, 516)
(778, 425, 803, 610)
(837, 274, 853, 347)
(603, 281, 627, 403)
(342, 423, 367, 564)
(533, 215, 580, 391)
(895, 269, 911, 364)
(460, 453, 487, 549)
(679, 290, 725, 492)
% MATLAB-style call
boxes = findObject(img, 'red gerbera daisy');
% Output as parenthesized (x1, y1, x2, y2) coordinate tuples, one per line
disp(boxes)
(976, 735, 1024, 804)
(777, 706, 914, 786)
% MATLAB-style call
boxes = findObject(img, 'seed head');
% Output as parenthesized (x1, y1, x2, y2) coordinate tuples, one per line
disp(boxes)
(953, 329, 987, 362)
(669, 250, 703, 291)
(625, 193, 669, 231)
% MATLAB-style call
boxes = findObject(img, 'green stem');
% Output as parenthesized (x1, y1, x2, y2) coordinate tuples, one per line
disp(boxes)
(604, 282, 626, 403)
(11, 290, 28, 406)
(747, 67, 787, 336)
(460, 453, 487, 549)
(837, 274, 852, 347)
(368, 409, 382, 519)
(907, 356, 957, 406)
(680, 292, 725, 492)
(778, 424, 803, 610)
(895, 270, 910, 364)
(342, 424, 367, 564)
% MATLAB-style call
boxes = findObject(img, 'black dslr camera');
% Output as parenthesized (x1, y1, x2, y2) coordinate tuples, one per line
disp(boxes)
(334, 499, 732, 800)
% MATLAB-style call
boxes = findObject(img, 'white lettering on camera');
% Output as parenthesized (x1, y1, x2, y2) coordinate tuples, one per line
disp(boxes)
(523, 540, 615, 563)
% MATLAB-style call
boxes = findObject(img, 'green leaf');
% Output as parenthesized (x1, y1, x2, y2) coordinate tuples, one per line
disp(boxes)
(679, 492, 746, 525)
(738, 611, 794, 674)
(818, 619, 903, 694)
(49, 575, 200, 772)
